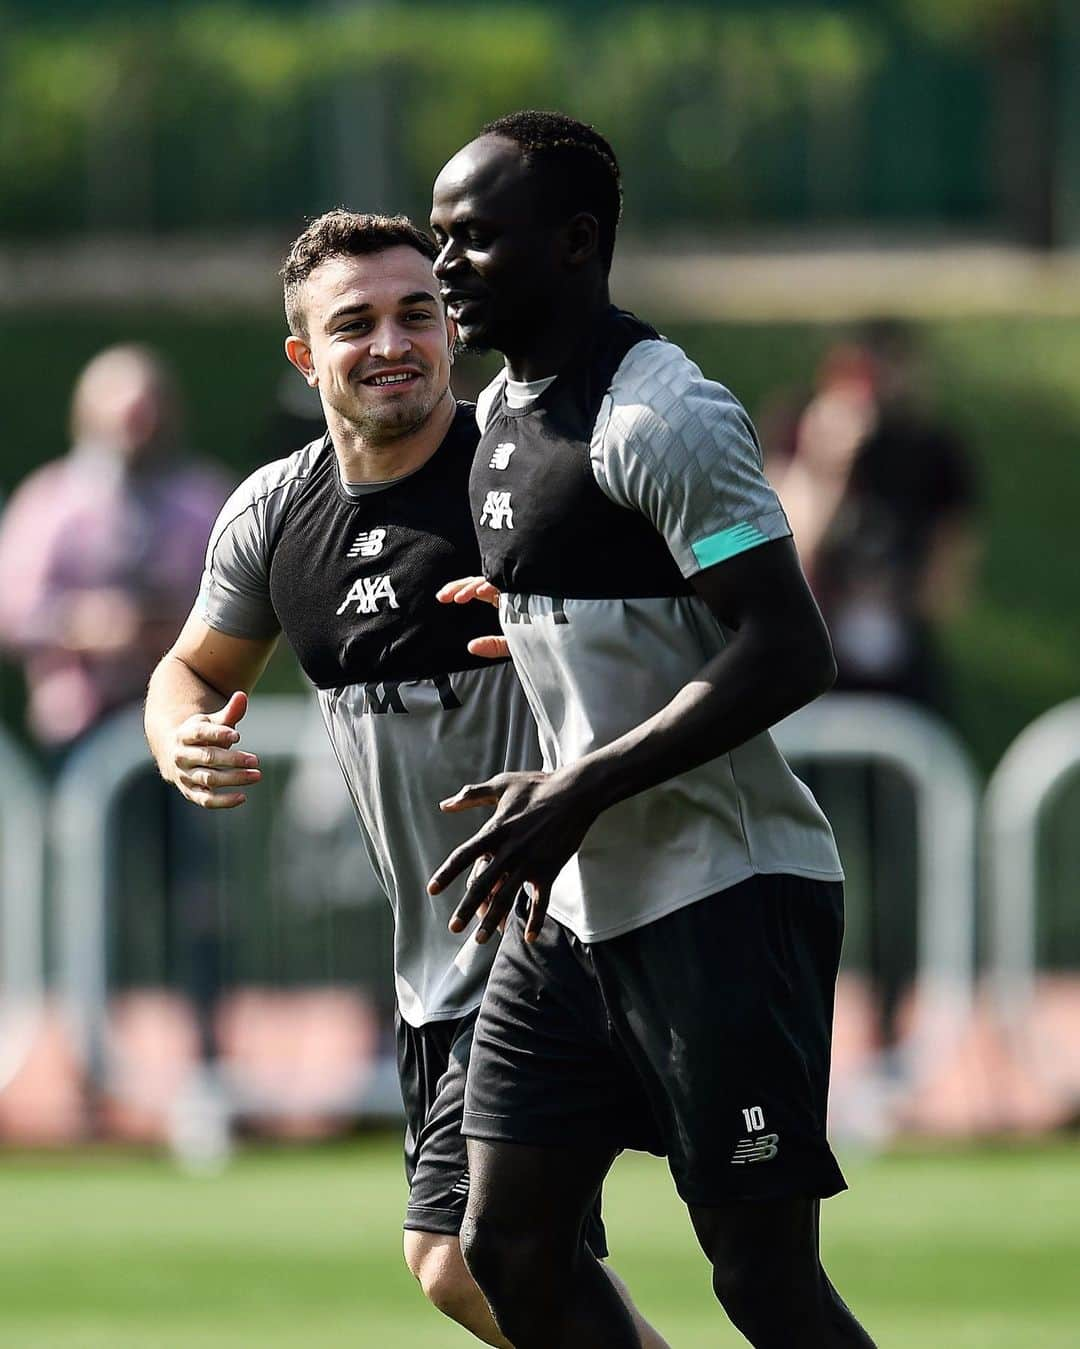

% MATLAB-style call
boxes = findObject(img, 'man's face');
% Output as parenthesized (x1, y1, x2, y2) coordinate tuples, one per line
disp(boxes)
(288, 246, 453, 442)
(430, 136, 562, 353)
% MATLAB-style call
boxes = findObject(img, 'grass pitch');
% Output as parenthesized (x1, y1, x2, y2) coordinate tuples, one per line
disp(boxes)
(1, 1136, 1076, 1347)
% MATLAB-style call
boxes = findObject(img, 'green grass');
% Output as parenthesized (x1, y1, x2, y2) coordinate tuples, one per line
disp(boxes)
(1, 1136, 1077, 1346)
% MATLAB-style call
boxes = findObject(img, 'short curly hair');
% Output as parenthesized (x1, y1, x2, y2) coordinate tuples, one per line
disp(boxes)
(282, 210, 438, 338)
(481, 110, 622, 270)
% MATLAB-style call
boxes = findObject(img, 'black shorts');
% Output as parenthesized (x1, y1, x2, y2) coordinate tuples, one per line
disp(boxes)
(396, 1008, 608, 1253)
(463, 873, 848, 1206)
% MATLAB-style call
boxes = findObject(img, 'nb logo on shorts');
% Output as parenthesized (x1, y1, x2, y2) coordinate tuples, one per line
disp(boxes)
(347, 528, 386, 559)
(488, 442, 516, 470)
(479, 490, 514, 530)
(731, 1133, 780, 1165)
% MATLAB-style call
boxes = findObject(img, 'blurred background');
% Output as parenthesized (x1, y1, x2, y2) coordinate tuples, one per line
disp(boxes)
(0, 2, 1078, 1346)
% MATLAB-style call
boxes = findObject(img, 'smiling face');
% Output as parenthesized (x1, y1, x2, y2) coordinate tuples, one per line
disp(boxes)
(285, 245, 453, 444)
(430, 135, 566, 356)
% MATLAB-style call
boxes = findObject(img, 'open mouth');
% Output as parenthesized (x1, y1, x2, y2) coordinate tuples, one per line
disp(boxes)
(442, 293, 484, 321)
(362, 369, 421, 388)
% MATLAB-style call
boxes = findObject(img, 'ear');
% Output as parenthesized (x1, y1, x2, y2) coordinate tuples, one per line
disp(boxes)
(284, 335, 318, 387)
(445, 313, 458, 364)
(564, 211, 600, 268)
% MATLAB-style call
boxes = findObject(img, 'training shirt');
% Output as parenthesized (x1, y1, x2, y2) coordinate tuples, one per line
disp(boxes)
(197, 404, 539, 1026)
(470, 307, 843, 944)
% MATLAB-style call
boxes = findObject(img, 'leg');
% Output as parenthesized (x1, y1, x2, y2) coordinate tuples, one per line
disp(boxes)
(602, 1262, 673, 1349)
(690, 1198, 875, 1348)
(403, 1230, 511, 1347)
(460, 1138, 642, 1349)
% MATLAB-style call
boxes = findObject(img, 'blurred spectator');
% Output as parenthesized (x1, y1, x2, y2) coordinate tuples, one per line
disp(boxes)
(769, 321, 980, 715)
(0, 345, 230, 750)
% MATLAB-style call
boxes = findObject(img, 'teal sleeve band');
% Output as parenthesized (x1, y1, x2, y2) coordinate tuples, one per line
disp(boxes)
(691, 521, 770, 569)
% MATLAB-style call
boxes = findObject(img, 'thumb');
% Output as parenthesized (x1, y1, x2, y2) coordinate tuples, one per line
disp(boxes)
(209, 690, 248, 728)
(467, 635, 510, 661)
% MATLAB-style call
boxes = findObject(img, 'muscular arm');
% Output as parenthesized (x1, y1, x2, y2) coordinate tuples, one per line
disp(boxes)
(429, 537, 834, 940)
(144, 610, 277, 808)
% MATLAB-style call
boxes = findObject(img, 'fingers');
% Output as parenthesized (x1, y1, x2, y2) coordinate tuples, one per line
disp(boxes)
(467, 635, 510, 661)
(208, 690, 248, 728)
(176, 741, 260, 773)
(522, 881, 551, 943)
(449, 859, 523, 943)
(181, 786, 249, 810)
(438, 779, 503, 814)
(428, 831, 493, 896)
(436, 576, 501, 607)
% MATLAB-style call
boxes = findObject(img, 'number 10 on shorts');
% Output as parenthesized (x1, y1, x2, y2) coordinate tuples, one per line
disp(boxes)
(742, 1105, 765, 1131)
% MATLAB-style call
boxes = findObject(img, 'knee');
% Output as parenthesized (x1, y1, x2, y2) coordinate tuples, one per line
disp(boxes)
(403, 1231, 478, 1321)
(460, 1211, 564, 1310)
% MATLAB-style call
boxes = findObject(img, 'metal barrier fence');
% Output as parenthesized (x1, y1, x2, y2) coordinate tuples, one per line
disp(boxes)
(39, 691, 987, 1157)
(0, 727, 47, 1093)
(52, 698, 399, 1164)
(985, 697, 1080, 1103)
(776, 695, 980, 1123)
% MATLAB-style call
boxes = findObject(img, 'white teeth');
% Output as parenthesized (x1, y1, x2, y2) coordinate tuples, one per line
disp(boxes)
(370, 372, 414, 385)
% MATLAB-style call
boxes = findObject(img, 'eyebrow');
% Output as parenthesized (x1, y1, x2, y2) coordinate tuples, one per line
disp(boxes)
(327, 291, 439, 325)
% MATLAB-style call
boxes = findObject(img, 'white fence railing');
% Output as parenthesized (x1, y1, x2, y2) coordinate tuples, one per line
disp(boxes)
(984, 697, 1080, 1095)
(3, 689, 1075, 1152)
(776, 695, 980, 1093)
(0, 727, 47, 1092)
(52, 698, 399, 1163)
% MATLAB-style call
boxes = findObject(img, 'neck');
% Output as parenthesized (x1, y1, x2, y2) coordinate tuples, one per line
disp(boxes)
(328, 390, 455, 484)
(503, 279, 611, 383)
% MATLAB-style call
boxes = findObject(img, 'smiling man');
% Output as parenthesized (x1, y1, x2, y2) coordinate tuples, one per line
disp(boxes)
(144, 211, 664, 1348)
(428, 114, 877, 1348)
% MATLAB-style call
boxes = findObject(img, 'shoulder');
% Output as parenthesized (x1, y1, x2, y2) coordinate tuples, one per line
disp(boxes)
(599, 339, 760, 475)
(475, 370, 507, 432)
(207, 438, 327, 561)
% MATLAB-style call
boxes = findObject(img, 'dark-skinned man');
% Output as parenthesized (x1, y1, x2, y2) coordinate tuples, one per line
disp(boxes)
(428, 112, 877, 1348)
(145, 210, 666, 1349)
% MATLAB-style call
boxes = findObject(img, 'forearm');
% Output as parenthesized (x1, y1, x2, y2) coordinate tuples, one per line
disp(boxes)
(144, 652, 230, 782)
(568, 629, 834, 818)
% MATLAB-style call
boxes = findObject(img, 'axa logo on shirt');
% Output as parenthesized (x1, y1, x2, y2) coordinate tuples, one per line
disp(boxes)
(337, 574, 399, 616)
(488, 442, 516, 470)
(480, 490, 514, 530)
(347, 528, 386, 559)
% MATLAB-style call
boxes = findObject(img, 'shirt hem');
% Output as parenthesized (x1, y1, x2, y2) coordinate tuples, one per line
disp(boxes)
(396, 996, 484, 1030)
(546, 862, 845, 945)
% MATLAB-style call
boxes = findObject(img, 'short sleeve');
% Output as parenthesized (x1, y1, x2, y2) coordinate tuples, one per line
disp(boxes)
(196, 465, 294, 640)
(591, 339, 791, 578)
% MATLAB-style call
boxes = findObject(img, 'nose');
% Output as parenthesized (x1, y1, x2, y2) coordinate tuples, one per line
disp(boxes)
(433, 237, 462, 281)
(369, 319, 411, 361)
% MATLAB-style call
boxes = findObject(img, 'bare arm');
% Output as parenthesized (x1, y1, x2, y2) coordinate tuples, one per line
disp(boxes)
(429, 537, 835, 941)
(145, 609, 277, 809)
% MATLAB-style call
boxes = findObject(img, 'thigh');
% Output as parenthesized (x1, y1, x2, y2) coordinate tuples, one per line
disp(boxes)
(595, 875, 848, 1205)
(464, 899, 658, 1159)
(398, 1010, 476, 1237)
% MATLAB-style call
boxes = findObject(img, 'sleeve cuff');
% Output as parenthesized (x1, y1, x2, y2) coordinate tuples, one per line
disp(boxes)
(687, 511, 791, 573)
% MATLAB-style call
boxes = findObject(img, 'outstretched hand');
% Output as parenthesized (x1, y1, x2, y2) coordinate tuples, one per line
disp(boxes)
(167, 690, 260, 809)
(436, 575, 508, 661)
(427, 769, 600, 944)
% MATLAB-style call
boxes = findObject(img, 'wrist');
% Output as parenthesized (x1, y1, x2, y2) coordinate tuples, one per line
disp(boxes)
(555, 755, 620, 822)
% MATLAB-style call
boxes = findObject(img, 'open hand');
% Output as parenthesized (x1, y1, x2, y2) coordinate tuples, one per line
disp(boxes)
(166, 691, 260, 809)
(436, 575, 508, 661)
(428, 769, 598, 944)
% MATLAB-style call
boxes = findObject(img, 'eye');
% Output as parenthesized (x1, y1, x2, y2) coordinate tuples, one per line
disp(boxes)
(404, 309, 436, 322)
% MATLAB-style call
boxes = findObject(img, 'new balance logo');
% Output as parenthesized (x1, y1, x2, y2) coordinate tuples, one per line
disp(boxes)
(336, 574, 399, 615)
(347, 528, 386, 559)
(479, 490, 514, 529)
(488, 442, 516, 470)
(731, 1134, 779, 1165)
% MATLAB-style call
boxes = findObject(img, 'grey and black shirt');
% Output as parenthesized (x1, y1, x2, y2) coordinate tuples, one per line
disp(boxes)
(197, 404, 539, 1025)
(470, 307, 843, 944)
